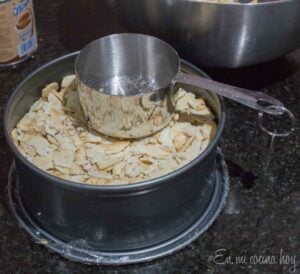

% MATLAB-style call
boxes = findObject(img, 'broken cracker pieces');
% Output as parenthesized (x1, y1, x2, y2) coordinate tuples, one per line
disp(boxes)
(11, 75, 217, 185)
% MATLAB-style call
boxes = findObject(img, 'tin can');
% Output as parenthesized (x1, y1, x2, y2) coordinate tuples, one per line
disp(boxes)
(0, 0, 38, 67)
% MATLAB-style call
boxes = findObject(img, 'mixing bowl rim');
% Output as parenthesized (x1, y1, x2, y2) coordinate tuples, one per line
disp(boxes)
(184, 0, 296, 6)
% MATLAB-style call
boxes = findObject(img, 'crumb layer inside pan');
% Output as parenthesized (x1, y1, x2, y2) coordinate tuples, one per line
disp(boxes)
(11, 75, 217, 185)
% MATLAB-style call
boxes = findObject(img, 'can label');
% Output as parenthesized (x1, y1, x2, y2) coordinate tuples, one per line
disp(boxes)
(0, 0, 37, 64)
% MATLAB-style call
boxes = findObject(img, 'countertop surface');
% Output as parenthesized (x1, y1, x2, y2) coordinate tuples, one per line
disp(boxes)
(0, 1, 299, 273)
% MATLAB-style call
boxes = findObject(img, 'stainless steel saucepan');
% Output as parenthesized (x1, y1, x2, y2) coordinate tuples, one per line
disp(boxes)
(75, 33, 284, 139)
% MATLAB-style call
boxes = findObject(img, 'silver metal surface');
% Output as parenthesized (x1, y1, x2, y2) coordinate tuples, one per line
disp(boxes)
(172, 71, 285, 115)
(76, 34, 286, 139)
(105, 0, 300, 68)
(75, 34, 178, 138)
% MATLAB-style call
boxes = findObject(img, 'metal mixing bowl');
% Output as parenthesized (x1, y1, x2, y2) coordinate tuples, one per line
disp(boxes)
(104, 0, 300, 68)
